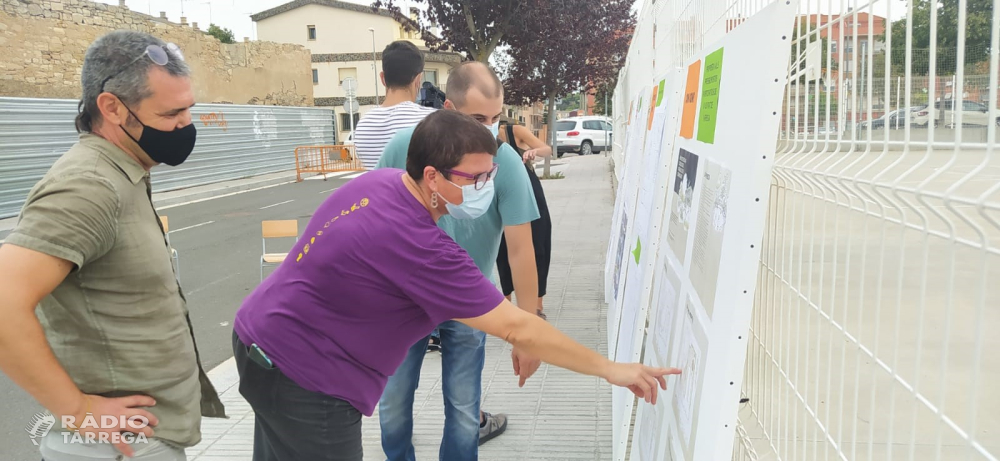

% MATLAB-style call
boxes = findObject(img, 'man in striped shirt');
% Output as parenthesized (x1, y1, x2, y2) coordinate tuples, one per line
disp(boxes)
(354, 40, 435, 170)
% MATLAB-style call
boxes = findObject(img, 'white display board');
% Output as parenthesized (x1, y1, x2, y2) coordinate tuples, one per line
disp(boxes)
(604, 87, 650, 353)
(602, 1, 800, 460)
(609, 71, 687, 458)
(605, 90, 649, 448)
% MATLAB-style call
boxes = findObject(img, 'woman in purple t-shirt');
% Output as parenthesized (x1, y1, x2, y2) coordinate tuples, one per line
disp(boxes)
(232, 110, 680, 461)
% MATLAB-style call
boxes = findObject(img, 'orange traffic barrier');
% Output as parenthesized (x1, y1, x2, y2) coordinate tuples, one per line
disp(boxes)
(294, 145, 364, 182)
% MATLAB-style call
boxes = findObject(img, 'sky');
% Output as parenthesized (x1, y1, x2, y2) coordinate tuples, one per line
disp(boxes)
(93, 0, 400, 41)
(95, 0, 905, 46)
(96, 0, 647, 43)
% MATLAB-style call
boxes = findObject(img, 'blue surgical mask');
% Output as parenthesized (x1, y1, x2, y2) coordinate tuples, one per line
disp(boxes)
(488, 121, 500, 138)
(440, 179, 495, 220)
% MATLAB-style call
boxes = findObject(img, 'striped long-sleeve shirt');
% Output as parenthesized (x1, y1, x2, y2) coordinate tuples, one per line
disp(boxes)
(354, 102, 437, 170)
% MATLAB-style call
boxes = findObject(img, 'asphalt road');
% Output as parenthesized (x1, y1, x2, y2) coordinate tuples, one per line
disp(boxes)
(0, 172, 354, 460)
(0, 158, 572, 459)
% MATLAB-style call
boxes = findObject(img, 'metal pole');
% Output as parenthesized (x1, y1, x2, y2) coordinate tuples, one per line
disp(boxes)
(900, 74, 910, 128)
(202, 1, 212, 24)
(349, 102, 356, 141)
(604, 87, 609, 151)
(545, 95, 556, 177)
(369, 28, 380, 106)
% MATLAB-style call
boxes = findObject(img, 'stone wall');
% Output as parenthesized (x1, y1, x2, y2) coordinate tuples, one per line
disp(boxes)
(0, 0, 314, 106)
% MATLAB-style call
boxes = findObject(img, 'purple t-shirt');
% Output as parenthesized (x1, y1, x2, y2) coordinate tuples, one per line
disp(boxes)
(234, 168, 504, 415)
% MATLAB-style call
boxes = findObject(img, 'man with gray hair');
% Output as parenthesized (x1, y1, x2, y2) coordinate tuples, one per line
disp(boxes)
(0, 30, 225, 460)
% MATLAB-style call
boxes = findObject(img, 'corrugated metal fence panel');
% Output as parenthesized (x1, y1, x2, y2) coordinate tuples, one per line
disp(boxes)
(0, 97, 335, 219)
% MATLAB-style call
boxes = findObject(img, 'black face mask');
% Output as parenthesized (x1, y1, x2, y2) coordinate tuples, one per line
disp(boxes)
(119, 105, 197, 167)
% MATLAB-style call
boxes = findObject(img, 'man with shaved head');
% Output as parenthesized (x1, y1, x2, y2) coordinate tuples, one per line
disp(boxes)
(376, 61, 545, 460)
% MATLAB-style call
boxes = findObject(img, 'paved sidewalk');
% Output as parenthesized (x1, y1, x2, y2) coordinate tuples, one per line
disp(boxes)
(187, 154, 616, 461)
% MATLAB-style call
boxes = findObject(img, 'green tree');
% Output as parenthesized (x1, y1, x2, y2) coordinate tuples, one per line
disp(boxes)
(208, 24, 236, 44)
(884, 0, 994, 75)
(593, 84, 613, 116)
(372, 0, 528, 62)
(557, 93, 581, 111)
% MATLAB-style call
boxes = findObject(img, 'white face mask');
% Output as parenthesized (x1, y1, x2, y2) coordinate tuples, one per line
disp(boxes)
(439, 179, 495, 220)
(488, 121, 500, 138)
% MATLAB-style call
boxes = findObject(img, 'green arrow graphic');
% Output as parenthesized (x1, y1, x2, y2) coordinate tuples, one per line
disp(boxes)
(632, 238, 642, 264)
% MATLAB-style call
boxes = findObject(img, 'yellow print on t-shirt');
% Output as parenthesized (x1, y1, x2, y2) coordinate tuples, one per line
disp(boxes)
(296, 198, 370, 263)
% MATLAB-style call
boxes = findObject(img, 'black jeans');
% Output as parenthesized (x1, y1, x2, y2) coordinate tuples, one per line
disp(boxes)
(233, 331, 363, 461)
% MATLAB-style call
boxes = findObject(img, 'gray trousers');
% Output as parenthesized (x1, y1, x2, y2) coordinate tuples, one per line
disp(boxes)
(39, 432, 185, 461)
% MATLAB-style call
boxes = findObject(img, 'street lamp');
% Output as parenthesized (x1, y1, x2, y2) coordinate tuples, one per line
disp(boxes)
(201, 1, 212, 25)
(369, 28, 380, 106)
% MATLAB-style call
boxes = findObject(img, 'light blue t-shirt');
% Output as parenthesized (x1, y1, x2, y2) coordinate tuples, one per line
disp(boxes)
(376, 125, 540, 279)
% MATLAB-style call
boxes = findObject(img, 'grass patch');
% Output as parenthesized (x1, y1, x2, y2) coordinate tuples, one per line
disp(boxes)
(539, 172, 565, 180)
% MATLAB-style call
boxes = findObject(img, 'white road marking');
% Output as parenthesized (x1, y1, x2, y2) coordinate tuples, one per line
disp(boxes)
(259, 200, 294, 210)
(169, 221, 215, 234)
(158, 181, 290, 211)
(304, 171, 355, 181)
(186, 273, 238, 296)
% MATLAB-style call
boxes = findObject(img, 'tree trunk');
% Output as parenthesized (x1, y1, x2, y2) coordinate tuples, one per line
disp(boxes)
(545, 92, 557, 177)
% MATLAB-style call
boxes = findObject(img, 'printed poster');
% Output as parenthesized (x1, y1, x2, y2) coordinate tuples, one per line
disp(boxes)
(666, 148, 700, 265)
(672, 297, 708, 452)
(651, 261, 683, 365)
(690, 160, 732, 319)
(637, 398, 663, 461)
(613, 214, 629, 301)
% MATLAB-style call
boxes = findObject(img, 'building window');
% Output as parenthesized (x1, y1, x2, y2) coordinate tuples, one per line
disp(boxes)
(831, 40, 838, 53)
(340, 112, 360, 130)
(339, 67, 358, 86)
(423, 69, 438, 86)
(307, 25, 317, 40)
(312, 69, 318, 85)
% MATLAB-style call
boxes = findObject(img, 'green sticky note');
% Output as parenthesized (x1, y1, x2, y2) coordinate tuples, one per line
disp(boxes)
(632, 238, 642, 264)
(697, 47, 725, 144)
(657, 79, 666, 107)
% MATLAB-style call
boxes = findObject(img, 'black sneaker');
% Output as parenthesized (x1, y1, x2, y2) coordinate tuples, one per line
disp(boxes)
(478, 411, 508, 445)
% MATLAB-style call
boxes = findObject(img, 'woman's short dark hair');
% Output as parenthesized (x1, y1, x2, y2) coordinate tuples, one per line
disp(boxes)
(382, 40, 424, 89)
(407, 110, 498, 181)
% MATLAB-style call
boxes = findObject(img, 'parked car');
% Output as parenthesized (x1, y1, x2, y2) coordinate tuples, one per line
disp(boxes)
(857, 113, 890, 131)
(555, 116, 613, 157)
(816, 123, 839, 135)
(857, 106, 926, 130)
(911, 100, 995, 127)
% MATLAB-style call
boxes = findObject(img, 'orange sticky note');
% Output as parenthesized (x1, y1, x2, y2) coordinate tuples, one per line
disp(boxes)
(647, 85, 658, 131)
(680, 60, 702, 139)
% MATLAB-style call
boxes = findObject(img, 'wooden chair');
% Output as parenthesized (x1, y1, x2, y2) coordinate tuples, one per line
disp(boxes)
(261, 220, 298, 281)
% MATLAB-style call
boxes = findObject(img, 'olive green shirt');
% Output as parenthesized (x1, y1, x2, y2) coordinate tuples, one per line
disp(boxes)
(4, 134, 226, 447)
